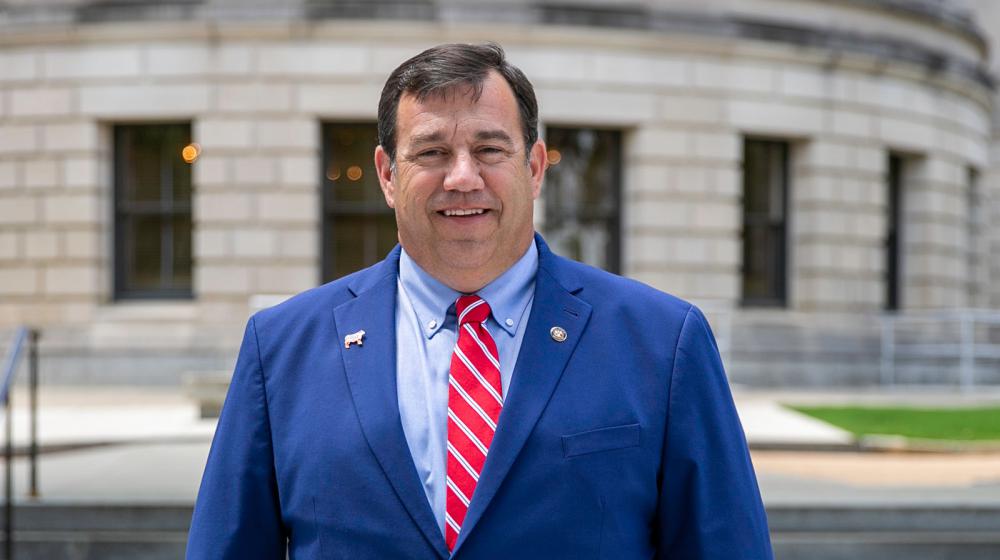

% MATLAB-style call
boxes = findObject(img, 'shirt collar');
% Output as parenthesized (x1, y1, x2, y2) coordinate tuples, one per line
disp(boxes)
(398, 238, 538, 339)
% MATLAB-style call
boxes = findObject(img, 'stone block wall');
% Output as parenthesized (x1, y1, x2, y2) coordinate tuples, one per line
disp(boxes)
(0, 0, 995, 385)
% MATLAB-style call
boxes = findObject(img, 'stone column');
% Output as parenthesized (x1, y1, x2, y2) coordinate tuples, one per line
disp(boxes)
(792, 140, 885, 312)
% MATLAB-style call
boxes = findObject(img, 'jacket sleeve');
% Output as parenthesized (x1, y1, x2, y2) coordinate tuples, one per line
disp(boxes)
(186, 317, 287, 559)
(655, 306, 773, 559)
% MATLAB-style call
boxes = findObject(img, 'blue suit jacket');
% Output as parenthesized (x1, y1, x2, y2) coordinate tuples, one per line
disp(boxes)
(187, 235, 772, 559)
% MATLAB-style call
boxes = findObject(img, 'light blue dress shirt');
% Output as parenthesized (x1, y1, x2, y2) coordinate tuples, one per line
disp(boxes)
(395, 240, 538, 537)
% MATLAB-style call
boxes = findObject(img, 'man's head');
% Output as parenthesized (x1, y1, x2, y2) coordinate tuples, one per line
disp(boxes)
(377, 43, 539, 163)
(374, 43, 547, 293)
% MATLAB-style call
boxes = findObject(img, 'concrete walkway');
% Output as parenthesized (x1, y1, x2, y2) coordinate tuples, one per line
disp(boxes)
(2, 385, 997, 560)
(1, 385, 998, 505)
(736, 394, 853, 449)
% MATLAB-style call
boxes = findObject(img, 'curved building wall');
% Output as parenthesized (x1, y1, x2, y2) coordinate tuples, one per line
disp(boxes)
(0, 0, 994, 385)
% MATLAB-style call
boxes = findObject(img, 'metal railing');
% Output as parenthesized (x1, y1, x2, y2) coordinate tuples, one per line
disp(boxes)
(0, 327, 40, 560)
(881, 309, 1000, 391)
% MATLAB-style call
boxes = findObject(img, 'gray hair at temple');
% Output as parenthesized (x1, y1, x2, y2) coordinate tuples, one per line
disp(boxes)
(376, 42, 540, 163)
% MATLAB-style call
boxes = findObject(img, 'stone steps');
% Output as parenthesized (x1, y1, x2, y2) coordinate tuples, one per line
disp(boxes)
(0, 502, 997, 559)
(0, 503, 191, 560)
(774, 534, 1000, 560)
(769, 504, 1000, 560)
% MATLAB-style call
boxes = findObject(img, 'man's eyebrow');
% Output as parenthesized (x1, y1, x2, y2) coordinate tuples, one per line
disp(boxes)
(475, 130, 515, 144)
(406, 131, 447, 147)
(405, 129, 516, 150)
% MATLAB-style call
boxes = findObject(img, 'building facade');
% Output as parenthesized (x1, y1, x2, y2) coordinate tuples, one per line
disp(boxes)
(0, 0, 997, 386)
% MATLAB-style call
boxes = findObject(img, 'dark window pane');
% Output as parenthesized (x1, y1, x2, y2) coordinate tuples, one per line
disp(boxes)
(377, 213, 399, 258)
(172, 136, 193, 203)
(327, 214, 397, 280)
(128, 215, 163, 290)
(325, 124, 382, 205)
(114, 123, 193, 299)
(322, 123, 396, 282)
(967, 167, 982, 305)
(741, 139, 788, 306)
(331, 216, 367, 279)
(886, 154, 903, 311)
(173, 214, 193, 286)
(129, 132, 165, 202)
(543, 127, 621, 272)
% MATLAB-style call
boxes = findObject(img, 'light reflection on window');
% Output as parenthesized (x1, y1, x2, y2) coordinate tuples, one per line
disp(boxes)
(542, 127, 621, 273)
(321, 123, 397, 281)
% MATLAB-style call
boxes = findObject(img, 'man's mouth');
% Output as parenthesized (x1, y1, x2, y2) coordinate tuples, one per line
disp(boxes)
(440, 209, 487, 217)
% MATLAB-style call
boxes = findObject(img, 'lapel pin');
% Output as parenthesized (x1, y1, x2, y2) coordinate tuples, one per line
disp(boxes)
(344, 330, 366, 349)
(550, 326, 567, 342)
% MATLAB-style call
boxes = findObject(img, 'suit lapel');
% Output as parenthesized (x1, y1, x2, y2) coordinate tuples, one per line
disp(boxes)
(453, 241, 593, 554)
(334, 252, 449, 559)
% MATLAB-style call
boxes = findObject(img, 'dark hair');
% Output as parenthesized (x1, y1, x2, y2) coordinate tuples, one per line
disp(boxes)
(376, 42, 539, 162)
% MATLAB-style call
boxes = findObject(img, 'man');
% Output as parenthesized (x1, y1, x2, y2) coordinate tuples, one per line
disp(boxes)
(187, 43, 772, 559)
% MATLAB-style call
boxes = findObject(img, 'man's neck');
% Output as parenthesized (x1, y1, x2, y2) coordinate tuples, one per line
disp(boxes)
(400, 237, 538, 295)
(402, 237, 535, 293)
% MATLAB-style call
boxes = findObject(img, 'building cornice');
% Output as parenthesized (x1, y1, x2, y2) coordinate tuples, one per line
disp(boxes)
(0, 0, 992, 89)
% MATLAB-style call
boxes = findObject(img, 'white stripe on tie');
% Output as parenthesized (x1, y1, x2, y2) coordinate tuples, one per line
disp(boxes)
(463, 323, 502, 371)
(446, 477, 471, 507)
(447, 408, 489, 456)
(457, 297, 487, 324)
(449, 376, 497, 431)
(447, 441, 480, 482)
(445, 512, 462, 533)
(453, 347, 504, 406)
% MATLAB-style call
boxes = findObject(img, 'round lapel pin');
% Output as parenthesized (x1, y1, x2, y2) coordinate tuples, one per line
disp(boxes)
(550, 326, 567, 342)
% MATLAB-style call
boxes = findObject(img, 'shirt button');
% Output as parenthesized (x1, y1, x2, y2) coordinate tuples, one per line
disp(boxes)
(427, 320, 437, 330)
(505, 318, 514, 327)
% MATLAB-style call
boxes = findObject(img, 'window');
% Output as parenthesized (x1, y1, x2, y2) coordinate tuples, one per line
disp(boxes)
(542, 127, 621, 273)
(321, 123, 396, 282)
(886, 154, 903, 311)
(967, 167, 984, 306)
(741, 139, 788, 306)
(113, 124, 193, 299)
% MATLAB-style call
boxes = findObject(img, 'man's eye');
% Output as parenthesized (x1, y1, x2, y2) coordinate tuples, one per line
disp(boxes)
(417, 149, 446, 158)
(477, 146, 509, 162)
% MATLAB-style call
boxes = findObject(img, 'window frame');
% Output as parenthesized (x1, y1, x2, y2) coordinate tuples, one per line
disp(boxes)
(540, 126, 623, 274)
(112, 123, 194, 301)
(320, 121, 396, 283)
(966, 166, 983, 307)
(740, 137, 789, 308)
(885, 153, 904, 311)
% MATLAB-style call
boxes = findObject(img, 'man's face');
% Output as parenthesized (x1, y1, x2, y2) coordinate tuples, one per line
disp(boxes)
(374, 70, 546, 293)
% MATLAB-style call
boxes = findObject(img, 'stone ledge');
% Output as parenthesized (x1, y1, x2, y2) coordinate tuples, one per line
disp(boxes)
(182, 371, 229, 419)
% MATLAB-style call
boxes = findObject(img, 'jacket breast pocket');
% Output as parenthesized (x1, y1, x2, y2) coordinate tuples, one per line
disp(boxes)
(561, 423, 641, 458)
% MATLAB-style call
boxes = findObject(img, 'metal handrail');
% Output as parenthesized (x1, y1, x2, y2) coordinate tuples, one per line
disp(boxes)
(882, 309, 1000, 391)
(0, 329, 28, 406)
(1, 327, 41, 560)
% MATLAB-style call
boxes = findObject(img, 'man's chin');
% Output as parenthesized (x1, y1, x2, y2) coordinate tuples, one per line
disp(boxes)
(436, 240, 497, 269)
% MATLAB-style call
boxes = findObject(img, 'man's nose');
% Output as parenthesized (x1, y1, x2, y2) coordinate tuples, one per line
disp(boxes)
(442, 152, 485, 192)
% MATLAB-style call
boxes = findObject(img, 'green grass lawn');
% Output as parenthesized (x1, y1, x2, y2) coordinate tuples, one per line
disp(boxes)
(787, 405, 1000, 441)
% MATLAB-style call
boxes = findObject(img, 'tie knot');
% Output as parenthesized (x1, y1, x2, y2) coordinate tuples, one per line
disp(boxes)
(456, 295, 490, 325)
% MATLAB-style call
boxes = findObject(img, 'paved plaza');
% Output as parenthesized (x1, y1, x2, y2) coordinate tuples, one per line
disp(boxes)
(3, 385, 998, 506)
(0, 385, 995, 559)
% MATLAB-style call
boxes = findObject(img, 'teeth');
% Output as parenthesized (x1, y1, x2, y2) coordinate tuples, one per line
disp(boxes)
(443, 209, 485, 216)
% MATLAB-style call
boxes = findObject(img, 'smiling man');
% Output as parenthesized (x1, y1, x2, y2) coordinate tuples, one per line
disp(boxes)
(187, 43, 773, 559)
(373, 66, 545, 294)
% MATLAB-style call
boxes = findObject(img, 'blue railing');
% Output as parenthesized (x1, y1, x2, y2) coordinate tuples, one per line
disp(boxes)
(1, 327, 40, 560)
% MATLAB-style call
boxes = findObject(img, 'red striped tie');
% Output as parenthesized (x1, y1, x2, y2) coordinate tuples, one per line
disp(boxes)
(445, 295, 502, 552)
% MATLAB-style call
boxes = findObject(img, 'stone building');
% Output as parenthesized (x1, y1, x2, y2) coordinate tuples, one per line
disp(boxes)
(0, 0, 997, 386)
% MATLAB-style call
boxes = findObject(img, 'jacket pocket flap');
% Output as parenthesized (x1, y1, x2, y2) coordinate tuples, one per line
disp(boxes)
(562, 423, 641, 458)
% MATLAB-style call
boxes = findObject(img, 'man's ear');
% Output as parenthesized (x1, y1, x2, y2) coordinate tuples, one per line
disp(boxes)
(528, 139, 547, 200)
(374, 145, 396, 208)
